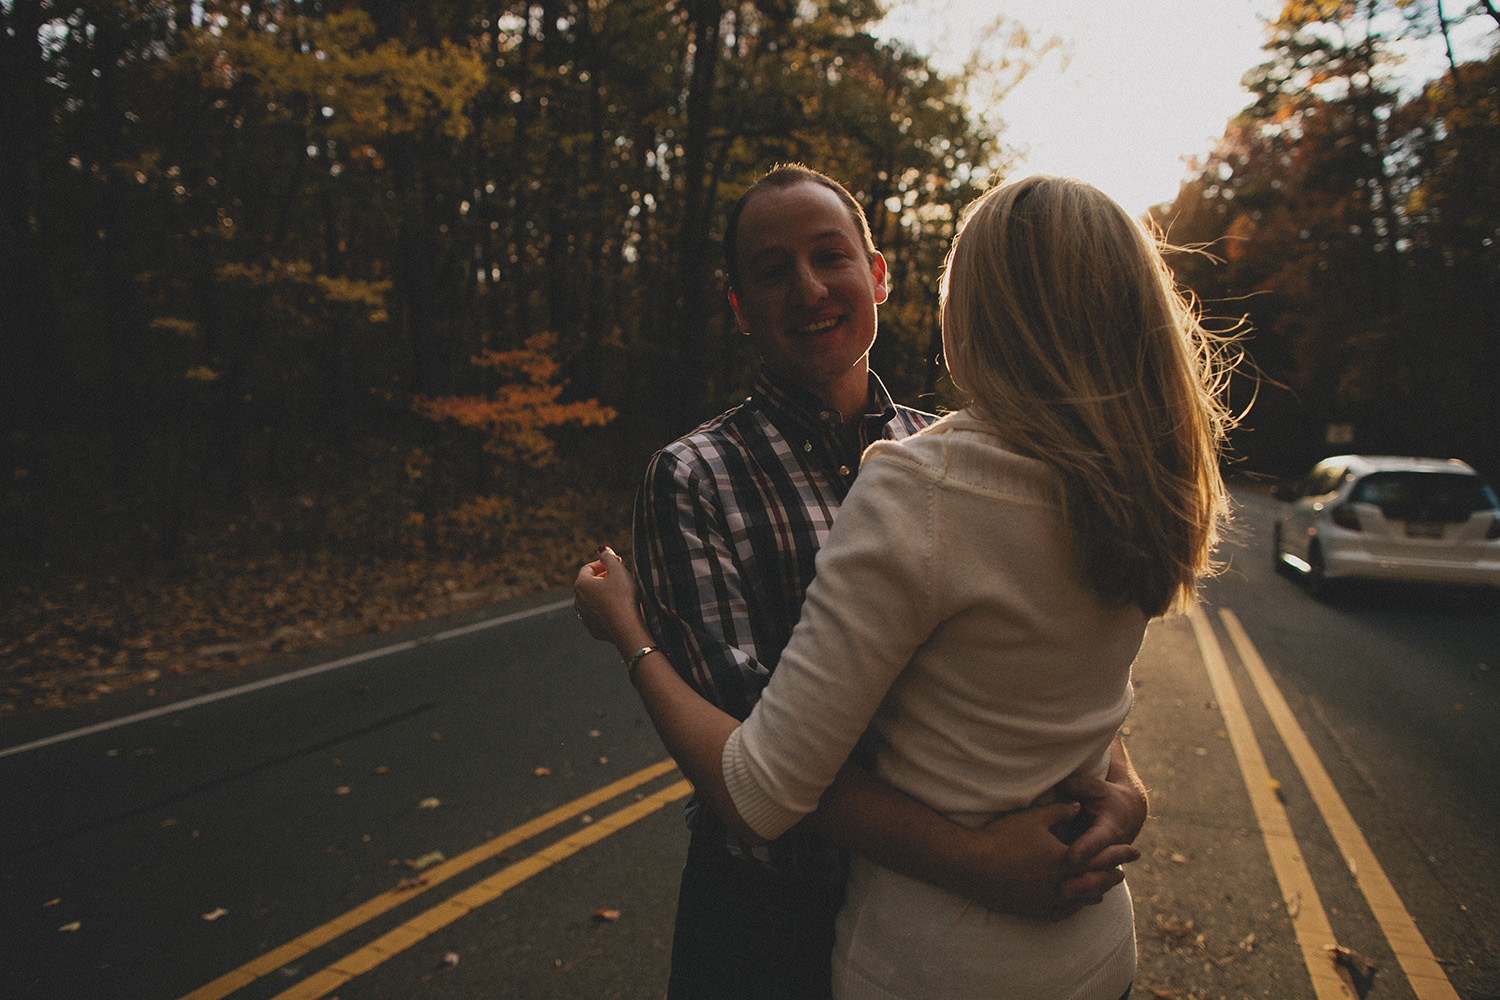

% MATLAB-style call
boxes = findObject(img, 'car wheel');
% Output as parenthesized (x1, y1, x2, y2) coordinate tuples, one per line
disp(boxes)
(1307, 542, 1338, 601)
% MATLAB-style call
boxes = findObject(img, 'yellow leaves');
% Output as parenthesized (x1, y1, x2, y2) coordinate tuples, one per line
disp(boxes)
(180, 10, 486, 145)
(314, 274, 392, 308)
(150, 317, 201, 339)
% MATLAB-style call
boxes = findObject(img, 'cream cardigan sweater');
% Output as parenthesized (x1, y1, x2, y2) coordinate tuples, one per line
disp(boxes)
(722, 409, 1144, 1000)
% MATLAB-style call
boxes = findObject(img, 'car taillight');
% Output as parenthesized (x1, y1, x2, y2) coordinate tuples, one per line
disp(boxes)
(1331, 504, 1361, 531)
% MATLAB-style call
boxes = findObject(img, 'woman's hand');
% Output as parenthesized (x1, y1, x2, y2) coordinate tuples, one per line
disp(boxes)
(573, 545, 655, 658)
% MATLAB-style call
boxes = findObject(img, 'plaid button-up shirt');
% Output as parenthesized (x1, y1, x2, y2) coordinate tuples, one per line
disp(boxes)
(633, 368, 935, 878)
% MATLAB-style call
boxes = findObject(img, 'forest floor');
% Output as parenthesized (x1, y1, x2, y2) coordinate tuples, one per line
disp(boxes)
(0, 481, 635, 720)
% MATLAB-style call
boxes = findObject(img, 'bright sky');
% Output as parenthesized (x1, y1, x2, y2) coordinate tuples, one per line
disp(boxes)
(876, 0, 1493, 217)
(876, 0, 1283, 216)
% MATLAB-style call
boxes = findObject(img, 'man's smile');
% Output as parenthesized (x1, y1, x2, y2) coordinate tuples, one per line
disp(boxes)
(793, 315, 843, 337)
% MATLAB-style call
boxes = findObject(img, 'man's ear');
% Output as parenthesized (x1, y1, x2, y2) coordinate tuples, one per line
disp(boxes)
(728, 291, 750, 335)
(871, 252, 890, 305)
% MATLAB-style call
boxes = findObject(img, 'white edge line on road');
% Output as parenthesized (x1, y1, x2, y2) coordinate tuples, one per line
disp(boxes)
(0, 598, 574, 761)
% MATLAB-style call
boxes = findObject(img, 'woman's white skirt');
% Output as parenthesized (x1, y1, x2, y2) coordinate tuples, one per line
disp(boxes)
(832, 856, 1136, 1000)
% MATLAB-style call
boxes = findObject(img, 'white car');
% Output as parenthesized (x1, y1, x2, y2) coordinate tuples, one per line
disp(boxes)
(1273, 455, 1500, 596)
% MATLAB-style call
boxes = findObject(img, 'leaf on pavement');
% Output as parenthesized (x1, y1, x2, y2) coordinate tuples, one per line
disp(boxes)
(417, 796, 441, 809)
(532, 766, 551, 776)
(58, 921, 81, 932)
(202, 907, 229, 921)
(443, 952, 460, 967)
(591, 908, 621, 922)
(335, 786, 352, 795)
(408, 851, 445, 871)
(393, 876, 429, 891)
(1329, 944, 1378, 991)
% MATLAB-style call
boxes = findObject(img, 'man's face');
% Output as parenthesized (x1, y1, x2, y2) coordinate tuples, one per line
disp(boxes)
(729, 182, 888, 401)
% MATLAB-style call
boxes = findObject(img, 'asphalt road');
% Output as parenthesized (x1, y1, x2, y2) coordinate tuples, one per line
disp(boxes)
(1, 488, 1496, 1000)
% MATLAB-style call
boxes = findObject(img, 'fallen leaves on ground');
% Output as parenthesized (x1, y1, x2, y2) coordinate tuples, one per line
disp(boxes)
(1330, 944, 1378, 996)
(1, 481, 631, 717)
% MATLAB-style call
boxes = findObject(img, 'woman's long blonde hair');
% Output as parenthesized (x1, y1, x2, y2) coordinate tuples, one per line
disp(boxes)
(940, 176, 1234, 616)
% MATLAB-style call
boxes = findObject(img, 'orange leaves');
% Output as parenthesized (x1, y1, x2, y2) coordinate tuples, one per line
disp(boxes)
(412, 333, 616, 469)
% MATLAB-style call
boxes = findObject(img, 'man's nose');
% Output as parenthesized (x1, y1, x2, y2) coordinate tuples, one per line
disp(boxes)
(794, 262, 827, 304)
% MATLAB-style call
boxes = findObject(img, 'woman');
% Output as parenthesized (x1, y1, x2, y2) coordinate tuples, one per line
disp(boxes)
(575, 176, 1233, 999)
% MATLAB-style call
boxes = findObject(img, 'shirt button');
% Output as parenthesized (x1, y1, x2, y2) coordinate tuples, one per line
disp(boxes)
(839, 465, 852, 477)
(820, 410, 833, 421)
(803, 442, 813, 453)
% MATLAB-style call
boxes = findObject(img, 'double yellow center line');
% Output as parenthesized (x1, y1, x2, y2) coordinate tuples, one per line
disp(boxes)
(180, 759, 690, 1000)
(1187, 604, 1459, 1000)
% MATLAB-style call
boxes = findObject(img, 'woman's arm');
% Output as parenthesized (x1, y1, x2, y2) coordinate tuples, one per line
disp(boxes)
(574, 548, 763, 844)
(575, 546, 1142, 918)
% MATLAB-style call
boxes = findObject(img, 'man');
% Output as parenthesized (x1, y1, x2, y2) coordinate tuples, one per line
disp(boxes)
(633, 164, 1146, 999)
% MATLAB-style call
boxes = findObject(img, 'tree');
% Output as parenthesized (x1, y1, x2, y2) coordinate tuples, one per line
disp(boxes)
(1, 0, 1025, 574)
(1159, 1, 1499, 477)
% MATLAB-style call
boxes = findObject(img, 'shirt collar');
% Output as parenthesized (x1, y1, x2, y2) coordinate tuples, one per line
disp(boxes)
(750, 368, 899, 439)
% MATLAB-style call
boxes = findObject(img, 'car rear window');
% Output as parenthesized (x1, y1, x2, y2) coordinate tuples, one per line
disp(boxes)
(1350, 472, 1499, 522)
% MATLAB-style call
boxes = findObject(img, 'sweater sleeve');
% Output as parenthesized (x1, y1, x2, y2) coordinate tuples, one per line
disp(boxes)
(723, 445, 942, 840)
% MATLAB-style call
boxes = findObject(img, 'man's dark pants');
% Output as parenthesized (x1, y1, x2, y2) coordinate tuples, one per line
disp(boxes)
(666, 829, 844, 1000)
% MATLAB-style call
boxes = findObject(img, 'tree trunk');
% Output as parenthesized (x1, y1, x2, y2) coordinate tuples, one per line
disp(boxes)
(672, 0, 724, 435)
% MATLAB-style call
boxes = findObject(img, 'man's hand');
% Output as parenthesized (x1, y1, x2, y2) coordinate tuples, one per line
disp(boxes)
(948, 803, 1092, 917)
(807, 746, 1147, 924)
(1049, 734, 1149, 919)
(956, 801, 1130, 922)
(1058, 773, 1146, 865)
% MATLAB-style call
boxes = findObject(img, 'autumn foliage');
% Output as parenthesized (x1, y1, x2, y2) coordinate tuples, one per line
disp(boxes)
(412, 334, 617, 469)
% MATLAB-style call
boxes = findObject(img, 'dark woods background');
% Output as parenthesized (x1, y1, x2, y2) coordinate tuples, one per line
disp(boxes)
(1, 0, 1496, 703)
(1, 0, 1004, 579)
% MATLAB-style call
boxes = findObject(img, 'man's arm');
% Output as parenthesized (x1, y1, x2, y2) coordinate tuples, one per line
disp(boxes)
(804, 739, 1145, 921)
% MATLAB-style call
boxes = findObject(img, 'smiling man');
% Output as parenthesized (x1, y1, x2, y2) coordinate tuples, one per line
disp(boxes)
(725, 173, 889, 427)
(629, 164, 1147, 999)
